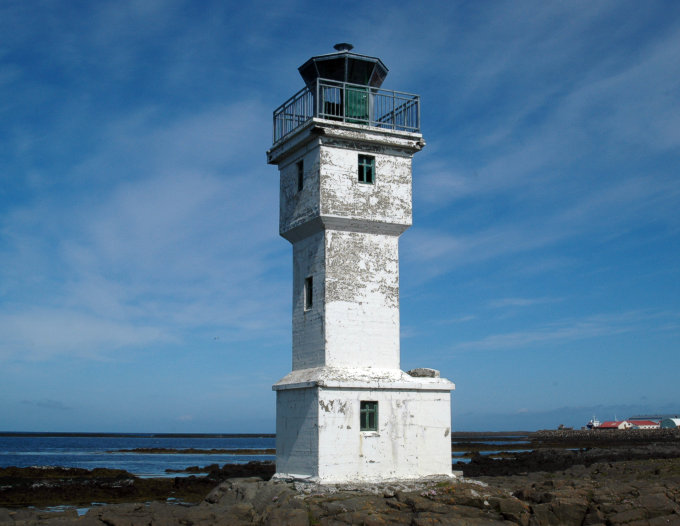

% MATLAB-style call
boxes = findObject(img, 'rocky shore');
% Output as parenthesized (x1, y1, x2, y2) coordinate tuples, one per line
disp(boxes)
(2, 432, 680, 525)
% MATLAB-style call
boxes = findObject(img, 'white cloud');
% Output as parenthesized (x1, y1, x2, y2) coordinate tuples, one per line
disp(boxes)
(0, 308, 168, 361)
(0, 99, 288, 363)
(451, 310, 676, 352)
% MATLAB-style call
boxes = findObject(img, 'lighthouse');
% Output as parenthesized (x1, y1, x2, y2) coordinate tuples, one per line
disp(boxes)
(267, 44, 455, 483)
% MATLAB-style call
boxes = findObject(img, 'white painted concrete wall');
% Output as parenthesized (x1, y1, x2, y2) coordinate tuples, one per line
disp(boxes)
(319, 145, 412, 230)
(316, 388, 452, 482)
(292, 229, 400, 370)
(279, 145, 320, 239)
(275, 385, 452, 483)
(286, 139, 410, 371)
(324, 230, 400, 369)
(292, 230, 325, 370)
(275, 388, 319, 479)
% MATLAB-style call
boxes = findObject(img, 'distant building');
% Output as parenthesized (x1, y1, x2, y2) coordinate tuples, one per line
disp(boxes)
(628, 414, 672, 423)
(660, 418, 680, 429)
(628, 419, 660, 429)
(598, 420, 632, 430)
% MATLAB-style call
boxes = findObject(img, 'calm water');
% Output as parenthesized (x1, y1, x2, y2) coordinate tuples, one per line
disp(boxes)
(0, 435, 275, 477)
(0, 433, 530, 475)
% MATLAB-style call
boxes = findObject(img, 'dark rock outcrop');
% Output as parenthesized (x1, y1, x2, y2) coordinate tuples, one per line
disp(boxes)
(2, 450, 680, 524)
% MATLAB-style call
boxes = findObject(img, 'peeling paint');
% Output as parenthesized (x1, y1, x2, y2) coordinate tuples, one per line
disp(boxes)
(319, 399, 334, 412)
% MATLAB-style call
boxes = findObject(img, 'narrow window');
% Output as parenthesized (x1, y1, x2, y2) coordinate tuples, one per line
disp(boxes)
(358, 155, 375, 184)
(296, 160, 304, 192)
(304, 276, 313, 311)
(360, 401, 378, 431)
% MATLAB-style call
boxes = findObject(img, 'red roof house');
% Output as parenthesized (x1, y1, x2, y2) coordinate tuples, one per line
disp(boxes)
(598, 420, 632, 429)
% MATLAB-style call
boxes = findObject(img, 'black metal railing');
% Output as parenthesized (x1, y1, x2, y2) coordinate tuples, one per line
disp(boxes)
(273, 79, 420, 144)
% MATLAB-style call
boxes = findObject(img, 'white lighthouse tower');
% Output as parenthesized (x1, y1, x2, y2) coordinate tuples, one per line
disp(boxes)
(267, 44, 454, 483)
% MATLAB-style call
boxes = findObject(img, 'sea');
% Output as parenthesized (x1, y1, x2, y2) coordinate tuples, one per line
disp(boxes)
(0, 432, 532, 477)
(0, 434, 276, 478)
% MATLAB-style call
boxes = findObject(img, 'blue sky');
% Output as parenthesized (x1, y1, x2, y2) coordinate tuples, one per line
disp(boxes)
(1, 1, 679, 432)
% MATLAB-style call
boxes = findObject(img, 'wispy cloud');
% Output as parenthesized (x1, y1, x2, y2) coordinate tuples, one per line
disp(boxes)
(406, 169, 679, 280)
(0, 100, 287, 363)
(452, 310, 677, 352)
(0, 308, 169, 361)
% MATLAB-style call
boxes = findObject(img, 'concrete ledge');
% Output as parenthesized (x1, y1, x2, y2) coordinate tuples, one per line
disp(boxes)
(281, 215, 410, 243)
(267, 118, 424, 165)
(273, 366, 455, 391)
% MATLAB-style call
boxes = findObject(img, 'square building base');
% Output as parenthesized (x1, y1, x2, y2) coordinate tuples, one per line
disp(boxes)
(273, 369, 454, 484)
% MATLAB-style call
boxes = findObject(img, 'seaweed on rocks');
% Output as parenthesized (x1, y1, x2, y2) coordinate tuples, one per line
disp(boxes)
(459, 442, 680, 477)
(0, 461, 275, 508)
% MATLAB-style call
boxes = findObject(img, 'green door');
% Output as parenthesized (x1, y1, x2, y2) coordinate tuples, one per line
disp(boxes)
(345, 87, 369, 124)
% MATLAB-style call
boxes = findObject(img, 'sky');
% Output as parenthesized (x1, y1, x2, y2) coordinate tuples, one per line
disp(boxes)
(1, 0, 679, 433)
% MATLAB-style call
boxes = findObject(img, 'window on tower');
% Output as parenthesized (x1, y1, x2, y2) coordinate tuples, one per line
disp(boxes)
(358, 155, 375, 184)
(304, 276, 313, 311)
(296, 160, 304, 192)
(360, 401, 378, 431)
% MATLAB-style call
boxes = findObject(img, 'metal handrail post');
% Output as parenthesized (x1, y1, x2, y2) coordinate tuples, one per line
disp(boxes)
(391, 91, 396, 131)
(417, 95, 421, 131)
(315, 79, 320, 118)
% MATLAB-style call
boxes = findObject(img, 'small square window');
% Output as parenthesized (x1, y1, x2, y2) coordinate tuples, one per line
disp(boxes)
(358, 155, 375, 184)
(304, 276, 313, 311)
(296, 160, 304, 192)
(360, 401, 378, 431)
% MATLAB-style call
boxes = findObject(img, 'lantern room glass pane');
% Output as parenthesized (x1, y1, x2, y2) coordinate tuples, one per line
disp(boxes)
(316, 58, 345, 82)
(347, 60, 374, 85)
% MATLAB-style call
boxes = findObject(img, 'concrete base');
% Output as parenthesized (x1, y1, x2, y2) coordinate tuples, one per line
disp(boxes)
(273, 367, 454, 484)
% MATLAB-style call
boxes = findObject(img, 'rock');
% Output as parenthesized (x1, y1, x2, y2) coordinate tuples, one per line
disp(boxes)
(385, 498, 410, 511)
(528, 497, 589, 526)
(396, 491, 450, 514)
(549, 497, 589, 525)
(262, 506, 309, 526)
(607, 507, 648, 525)
(411, 512, 449, 524)
(96, 503, 155, 526)
(582, 505, 607, 525)
(362, 514, 392, 526)
(513, 486, 554, 504)
(452, 487, 493, 509)
(649, 515, 680, 526)
(204, 477, 263, 506)
(406, 368, 440, 378)
(493, 497, 531, 525)
(634, 492, 679, 517)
